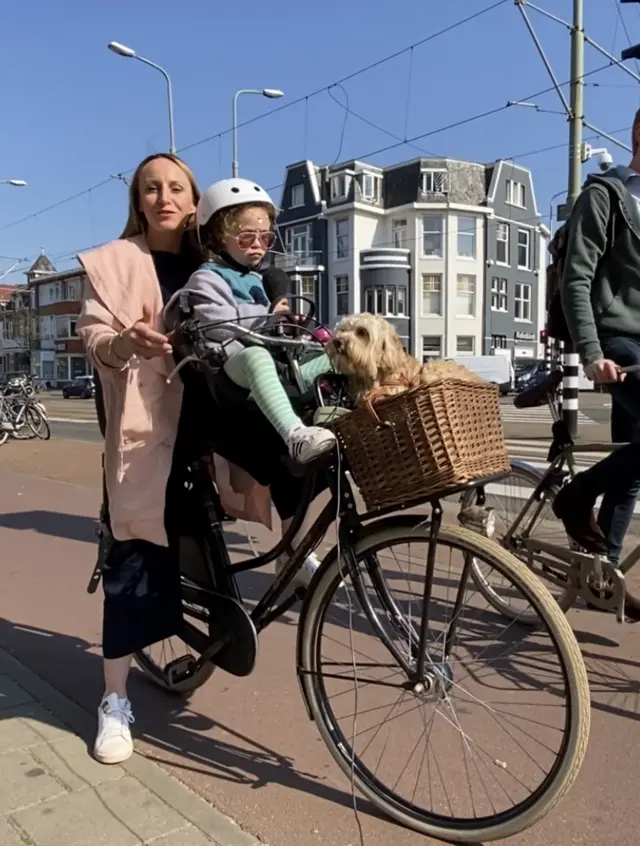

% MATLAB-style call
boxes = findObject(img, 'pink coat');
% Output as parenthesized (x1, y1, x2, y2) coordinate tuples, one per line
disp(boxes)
(77, 234, 272, 547)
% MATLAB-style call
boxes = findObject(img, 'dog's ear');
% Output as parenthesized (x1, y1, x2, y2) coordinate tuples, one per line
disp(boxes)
(378, 333, 405, 378)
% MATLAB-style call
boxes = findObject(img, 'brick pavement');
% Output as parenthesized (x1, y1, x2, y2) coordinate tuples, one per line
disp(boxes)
(0, 647, 264, 846)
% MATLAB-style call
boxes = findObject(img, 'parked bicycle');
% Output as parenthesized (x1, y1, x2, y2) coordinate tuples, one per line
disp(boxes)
(0, 378, 50, 444)
(461, 365, 640, 625)
(88, 313, 589, 843)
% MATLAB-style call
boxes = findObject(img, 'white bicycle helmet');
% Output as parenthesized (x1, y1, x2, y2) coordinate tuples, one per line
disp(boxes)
(197, 178, 276, 228)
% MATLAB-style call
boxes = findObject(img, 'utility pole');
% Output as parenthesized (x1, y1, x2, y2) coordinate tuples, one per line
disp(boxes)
(561, 0, 585, 438)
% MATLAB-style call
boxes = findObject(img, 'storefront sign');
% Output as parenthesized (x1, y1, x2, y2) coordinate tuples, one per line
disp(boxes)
(54, 342, 66, 352)
(514, 331, 536, 342)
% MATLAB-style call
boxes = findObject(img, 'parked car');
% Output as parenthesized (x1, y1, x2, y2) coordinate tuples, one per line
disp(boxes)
(514, 359, 561, 393)
(62, 376, 95, 399)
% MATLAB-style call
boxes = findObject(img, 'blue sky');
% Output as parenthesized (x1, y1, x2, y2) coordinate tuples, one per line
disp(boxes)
(1, 0, 639, 280)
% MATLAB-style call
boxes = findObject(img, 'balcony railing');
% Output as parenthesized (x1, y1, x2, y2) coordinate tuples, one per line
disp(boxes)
(273, 250, 325, 272)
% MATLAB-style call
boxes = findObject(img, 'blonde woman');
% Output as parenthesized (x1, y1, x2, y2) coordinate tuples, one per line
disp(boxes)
(78, 153, 218, 764)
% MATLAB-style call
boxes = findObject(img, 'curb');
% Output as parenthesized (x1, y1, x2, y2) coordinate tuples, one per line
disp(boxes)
(0, 646, 265, 846)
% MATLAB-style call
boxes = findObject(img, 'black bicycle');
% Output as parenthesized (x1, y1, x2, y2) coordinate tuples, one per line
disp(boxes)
(460, 365, 640, 625)
(89, 313, 590, 843)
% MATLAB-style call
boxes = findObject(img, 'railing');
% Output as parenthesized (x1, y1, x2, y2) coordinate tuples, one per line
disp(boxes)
(273, 250, 325, 271)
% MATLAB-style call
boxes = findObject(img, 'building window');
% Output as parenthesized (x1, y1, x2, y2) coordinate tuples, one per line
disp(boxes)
(491, 334, 508, 350)
(422, 215, 444, 257)
(506, 179, 526, 207)
(66, 280, 78, 301)
(456, 274, 476, 317)
(392, 219, 407, 248)
(422, 335, 442, 361)
(397, 286, 407, 316)
(336, 275, 349, 315)
(55, 356, 68, 382)
(55, 316, 69, 339)
(490, 277, 507, 312)
(514, 283, 532, 321)
(335, 218, 349, 259)
(517, 229, 531, 270)
(361, 172, 381, 201)
(421, 274, 442, 316)
(299, 276, 315, 303)
(456, 336, 475, 355)
(69, 319, 78, 337)
(375, 287, 384, 314)
(496, 223, 509, 264)
(331, 173, 349, 201)
(290, 184, 304, 208)
(421, 169, 448, 195)
(457, 216, 476, 259)
(285, 224, 311, 260)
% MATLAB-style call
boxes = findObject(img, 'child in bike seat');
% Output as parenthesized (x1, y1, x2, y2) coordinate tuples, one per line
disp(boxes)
(164, 177, 335, 465)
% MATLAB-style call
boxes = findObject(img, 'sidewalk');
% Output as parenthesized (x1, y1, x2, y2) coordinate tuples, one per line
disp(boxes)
(0, 647, 264, 846)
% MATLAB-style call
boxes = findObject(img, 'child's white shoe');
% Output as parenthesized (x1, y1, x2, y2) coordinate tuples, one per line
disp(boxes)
(286, 424, 336, 463)
(94, 692, 134, 765)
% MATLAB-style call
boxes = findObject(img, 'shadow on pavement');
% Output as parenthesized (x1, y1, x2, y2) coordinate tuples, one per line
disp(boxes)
(0, 510, 99, 543)
(0, 617, 387, 826)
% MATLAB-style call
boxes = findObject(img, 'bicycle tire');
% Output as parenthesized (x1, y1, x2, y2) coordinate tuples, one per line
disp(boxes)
(0, 430, 8, 446)
(462, 462, 575, 624)
(133, 582, 215, 695)
(298, 520, 590, 843)
(26, 406, 51, 440)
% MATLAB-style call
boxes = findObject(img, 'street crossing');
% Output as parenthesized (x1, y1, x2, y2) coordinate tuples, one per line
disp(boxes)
(499, 405, 596, 425)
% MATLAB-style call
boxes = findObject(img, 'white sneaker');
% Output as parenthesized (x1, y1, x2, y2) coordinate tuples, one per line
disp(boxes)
(276, 552, 321, 590)
(94, 692, 134, 764)
(286, 425, 336, 464)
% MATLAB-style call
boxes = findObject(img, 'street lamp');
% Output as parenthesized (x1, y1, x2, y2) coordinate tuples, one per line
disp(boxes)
(232, 88, 284, 178)
(0, 180, 27, 187)
(107, 41, 176, 154)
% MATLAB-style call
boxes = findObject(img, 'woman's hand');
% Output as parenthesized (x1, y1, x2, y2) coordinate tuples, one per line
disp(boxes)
(113, 305, 173, 360)
(272, 298, 289, 313)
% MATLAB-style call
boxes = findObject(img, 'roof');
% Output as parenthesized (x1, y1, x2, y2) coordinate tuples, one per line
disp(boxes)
(27, 253, 56, 275)
(0, 284, 17, 303)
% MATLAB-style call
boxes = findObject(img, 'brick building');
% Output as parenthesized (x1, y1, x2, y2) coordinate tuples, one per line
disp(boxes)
(27, 255, 91, 385)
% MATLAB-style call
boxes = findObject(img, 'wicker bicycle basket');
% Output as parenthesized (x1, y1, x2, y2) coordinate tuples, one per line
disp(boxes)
(332, 378, 510, 512)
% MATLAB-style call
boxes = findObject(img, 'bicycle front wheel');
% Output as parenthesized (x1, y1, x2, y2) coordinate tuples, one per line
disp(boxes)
(298, 519, 590, 843)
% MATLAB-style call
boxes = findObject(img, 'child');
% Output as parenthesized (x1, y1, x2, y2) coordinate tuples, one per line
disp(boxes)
(164, 178, 336, 590)
(164, 177, 335, 464)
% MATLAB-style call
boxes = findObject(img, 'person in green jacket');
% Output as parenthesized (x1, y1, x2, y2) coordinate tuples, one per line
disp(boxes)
(553, 110, 640, 563)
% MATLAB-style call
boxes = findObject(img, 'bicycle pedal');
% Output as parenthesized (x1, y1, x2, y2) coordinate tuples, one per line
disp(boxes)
(164, 655, 199, 689)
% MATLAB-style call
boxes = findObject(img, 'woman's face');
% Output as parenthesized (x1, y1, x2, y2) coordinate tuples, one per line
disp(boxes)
(223, 206, 275, 266)
(137, 157, 196, 240)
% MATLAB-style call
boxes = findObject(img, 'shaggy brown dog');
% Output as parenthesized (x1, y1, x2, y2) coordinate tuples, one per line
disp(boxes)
(327, 313, 482, 404)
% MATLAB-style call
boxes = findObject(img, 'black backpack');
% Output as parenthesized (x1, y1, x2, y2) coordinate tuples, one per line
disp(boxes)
(545, 183, 619, 343)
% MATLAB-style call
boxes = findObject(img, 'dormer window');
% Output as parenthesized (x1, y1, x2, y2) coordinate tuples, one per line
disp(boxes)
(361, 172, 382, 202)
(421, 169, 448, 195)
(290, 184, 304, 208)
(330, 173, 350, 201)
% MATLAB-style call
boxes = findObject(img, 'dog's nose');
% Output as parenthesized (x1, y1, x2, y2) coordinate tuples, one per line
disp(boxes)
(332, 339, 343, 352)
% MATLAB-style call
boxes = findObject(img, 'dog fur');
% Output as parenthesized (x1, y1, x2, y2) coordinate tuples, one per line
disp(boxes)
(327, 313, 482, 405)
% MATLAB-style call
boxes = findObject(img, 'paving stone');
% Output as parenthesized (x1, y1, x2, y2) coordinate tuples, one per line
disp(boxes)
(12, 789, 141, 846)
(0, 703, 71, 754)
(0, 748, 66, 815)
(0, 676, 34, 711)
(30, 735, 126, 790)
(151, 824, 217, 845)
(96, 776, 188, 842)
(0, 818, 29, 846)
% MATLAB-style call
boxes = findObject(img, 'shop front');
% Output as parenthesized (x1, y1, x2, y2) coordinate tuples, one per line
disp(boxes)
(513, 330, 537, 360)
(54, 340, 92, 384)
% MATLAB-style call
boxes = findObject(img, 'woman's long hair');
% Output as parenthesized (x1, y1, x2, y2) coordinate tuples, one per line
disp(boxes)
(120, 152, 206, 271)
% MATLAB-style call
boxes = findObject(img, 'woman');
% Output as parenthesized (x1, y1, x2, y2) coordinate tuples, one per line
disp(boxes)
(77, 153, 223, 765)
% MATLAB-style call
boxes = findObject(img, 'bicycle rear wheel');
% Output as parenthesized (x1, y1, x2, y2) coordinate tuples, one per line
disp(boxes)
(298, 519, 590, 843)
(462, 462, 575, 624)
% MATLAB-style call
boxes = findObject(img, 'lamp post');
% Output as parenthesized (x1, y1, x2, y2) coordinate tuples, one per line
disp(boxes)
(108, 41, 176, 153)
(232, 88, 284, 178)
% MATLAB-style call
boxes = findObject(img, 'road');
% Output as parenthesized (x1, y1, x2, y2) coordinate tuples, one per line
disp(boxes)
(2, 399, 639, 846)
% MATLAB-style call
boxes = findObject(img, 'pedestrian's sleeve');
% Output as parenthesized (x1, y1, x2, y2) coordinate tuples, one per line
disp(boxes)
(164, 267, 268, 357)
(561, 184, 610, 365)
